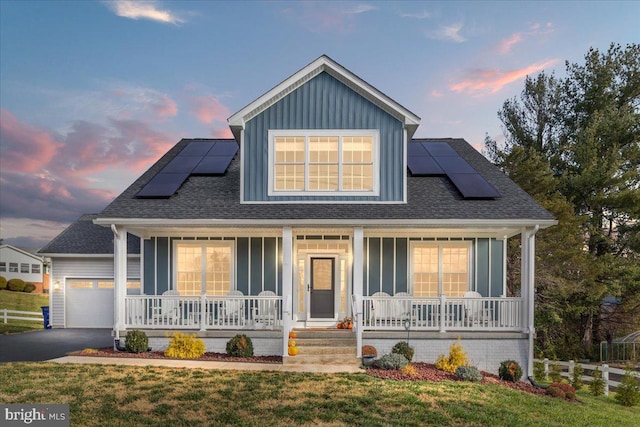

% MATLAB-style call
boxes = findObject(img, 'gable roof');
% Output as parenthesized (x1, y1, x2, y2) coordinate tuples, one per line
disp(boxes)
(0, 245, 44, 263)
(38, 214, 140, 256)
(227, 55, 421, 141)
(95, 138, 554, 235)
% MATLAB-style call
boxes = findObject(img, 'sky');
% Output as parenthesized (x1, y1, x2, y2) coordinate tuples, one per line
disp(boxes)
(0, 1, 638, 249)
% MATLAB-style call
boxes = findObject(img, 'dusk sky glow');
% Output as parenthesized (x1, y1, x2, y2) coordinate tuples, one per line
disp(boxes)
(1, 1, 638, 248)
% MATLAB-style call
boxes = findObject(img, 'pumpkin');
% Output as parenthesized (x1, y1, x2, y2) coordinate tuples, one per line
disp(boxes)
(288, 339, 296, 347)
(288, 346, 299, 356)
(337, 323, 343, 329)
(347, 323, 353, 329)
(289, 331, 297, 339)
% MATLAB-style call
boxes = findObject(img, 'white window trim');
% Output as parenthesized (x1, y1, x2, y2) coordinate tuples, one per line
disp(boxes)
(409, 241, 472, 297)
(172, 240, 235, 296)
(267, 129, 380, 197)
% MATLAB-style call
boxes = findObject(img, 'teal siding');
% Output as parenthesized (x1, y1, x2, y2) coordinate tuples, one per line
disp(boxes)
(243, 71, 405, 202)
(156, 237, 169, 294)
(367, 238, 381, 295)
(236, 238, 249, 295)
(490, 239, 504, 297)
(382, 238, 395, 294)
(263, 237, 277, 293)
(143, 238, 155, 295)
(476, 239, 490, 297)
(395, 238, 408, 293)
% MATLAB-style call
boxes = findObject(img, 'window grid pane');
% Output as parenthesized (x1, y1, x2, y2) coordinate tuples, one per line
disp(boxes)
(442, 247, 468, 297)
(413, 247, 439, 297)
(412, 245, 469, 297)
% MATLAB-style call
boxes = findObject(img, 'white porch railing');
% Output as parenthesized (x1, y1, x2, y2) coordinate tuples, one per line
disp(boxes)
(362, 296, 524, 331)
(125, 295, 283, 330)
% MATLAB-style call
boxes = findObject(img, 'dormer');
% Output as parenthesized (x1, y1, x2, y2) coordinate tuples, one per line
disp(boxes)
(227, 55, 421, 204)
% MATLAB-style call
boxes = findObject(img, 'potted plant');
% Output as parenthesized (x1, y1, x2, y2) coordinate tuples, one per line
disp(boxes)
(338, 317, 353, 329)
(362, 345, 377, 366)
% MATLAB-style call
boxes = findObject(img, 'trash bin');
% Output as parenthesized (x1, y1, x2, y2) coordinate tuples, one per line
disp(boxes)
(41, 306, 51, 329)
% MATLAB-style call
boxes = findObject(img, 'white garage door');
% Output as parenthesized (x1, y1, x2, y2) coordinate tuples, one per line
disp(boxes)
(66, 279, 114, 328)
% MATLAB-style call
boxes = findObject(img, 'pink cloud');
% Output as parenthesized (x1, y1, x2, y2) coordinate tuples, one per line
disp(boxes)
(151, 94, 178, 118)
(281, 3, 376, 33)
(449, 59, 558, 96)
(0, 109, 61, 173)
(188, 95, 230, 125)
(430, 89, 445, 98)
(210, 127, 233, 138)
(497, 33, 523, 54)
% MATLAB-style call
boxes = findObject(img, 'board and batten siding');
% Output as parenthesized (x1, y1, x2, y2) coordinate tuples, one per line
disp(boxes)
(143, 237, 283, 297)
(243, 71, 405, 202)
(363, 237, 504, 297)
(49, 256, 140, 328)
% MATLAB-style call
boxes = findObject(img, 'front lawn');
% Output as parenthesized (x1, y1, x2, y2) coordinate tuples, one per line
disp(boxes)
(0, 290, 49, 334)
(1, 363, 637, 427)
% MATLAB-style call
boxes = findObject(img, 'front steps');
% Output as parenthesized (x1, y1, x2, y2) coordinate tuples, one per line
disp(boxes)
(284, 328, 361, 367)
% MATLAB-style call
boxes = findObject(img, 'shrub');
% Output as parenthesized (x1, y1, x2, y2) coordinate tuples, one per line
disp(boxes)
(571, 363, 583, 390)
(22, 283, 36, 293)
(435, 339, 468, 373)
(376, 353, 409, 370)
(533, 360, 547, 382)
(125, 330, 149, 353)
(549, 362, 563, 383)
(164, 332, 205, 359)
(7, 278, 25, 292)
(589, 367, 605, 396)
(498, 360, 523, 382)
(400, 364, 418, 377)
(392, 341, 415, 362)
(614, 365, 640, 407)
(456, 365, 482, 382)
(547, 382, 576, 400)
(362, 345, 377, 357)
(0, 276, 6, 289)
(226, 334, 254, 358)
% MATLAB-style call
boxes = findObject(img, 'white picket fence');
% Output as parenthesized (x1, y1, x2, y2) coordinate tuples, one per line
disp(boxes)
(1, 309, 43, 324)
(534, 358, 639, 396)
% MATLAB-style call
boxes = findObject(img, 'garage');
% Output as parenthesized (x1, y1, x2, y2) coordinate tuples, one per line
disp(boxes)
(65, 279, 115, 328)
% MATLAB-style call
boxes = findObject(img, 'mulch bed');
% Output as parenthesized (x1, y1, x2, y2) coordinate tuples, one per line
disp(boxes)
(71, 350, 546, 396)
(71, 347, 282, 364)
(366, 363, 547, 396)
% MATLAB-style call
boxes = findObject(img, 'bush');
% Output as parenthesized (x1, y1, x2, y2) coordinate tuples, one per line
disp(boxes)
(7, 278, 25, 292)
(435, 339, 468, 373)
(164, 332, 205, 359)
(614, 365, 640, 407)
(456, 365, 482, 382)
(0, 276, 6, 289)
(23, 283, 36, 293)
(125, 330, 149, 353)
(589, 367, 605, 396)
(547, 382, 576, 400)
(226, 334, 254, 358)
(362, 345, 377, 357)
(376, 353, 409, 370)
(392, 341, 414, 362)
(571, 363, 583, 390)
(498, 360, 523, 382)
(400, 364, 418, 377)
(549, 362, 563, 383)
(533, 360, 547, 382)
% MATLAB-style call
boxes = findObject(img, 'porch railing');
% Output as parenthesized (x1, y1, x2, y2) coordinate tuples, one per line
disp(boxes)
(361, 296, 524, 331)
(125, 295, 283, 330)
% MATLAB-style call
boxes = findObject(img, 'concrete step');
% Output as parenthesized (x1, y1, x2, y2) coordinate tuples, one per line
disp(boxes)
(292, 338, 356, 347)
(283, 354, 361, 366)
(296, 345, 357, 356)
(292, 329, 356, 339)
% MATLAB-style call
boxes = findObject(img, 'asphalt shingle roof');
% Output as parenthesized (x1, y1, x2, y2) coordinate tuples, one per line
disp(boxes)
(38, 214, 140, 255)
(97, 138, 553, 222)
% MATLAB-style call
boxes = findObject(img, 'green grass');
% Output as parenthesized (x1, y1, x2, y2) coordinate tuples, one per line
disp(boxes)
(1, 363, 638, 427)
(0, 289, 49, 334)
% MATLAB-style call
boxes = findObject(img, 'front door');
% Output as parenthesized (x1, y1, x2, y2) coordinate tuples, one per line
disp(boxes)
(309, 257, 335, 318)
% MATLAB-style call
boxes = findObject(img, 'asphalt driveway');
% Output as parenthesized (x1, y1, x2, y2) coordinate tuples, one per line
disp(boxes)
(0, 328, 113, 363)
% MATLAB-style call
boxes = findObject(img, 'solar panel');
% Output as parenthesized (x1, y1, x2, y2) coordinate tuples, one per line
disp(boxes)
(208, 141, 239, 156)
(136, 173, 190, 198)
(178, 141, 216, 156)
(192, 156, 233, 175)
(161, 156, 205, 173)
(423, 142, 458, 157)
(448, 173, 502, 199)
(408, 155, 445, 175)
(432, 156, 476, 174)
(408, 143, 429, 157)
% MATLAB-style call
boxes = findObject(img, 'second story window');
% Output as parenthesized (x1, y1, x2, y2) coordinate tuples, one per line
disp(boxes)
(269, 130, 378, 196)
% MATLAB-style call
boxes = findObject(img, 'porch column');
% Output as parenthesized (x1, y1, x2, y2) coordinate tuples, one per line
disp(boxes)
(521, 226, 538, 378)
(353, 227, 364, 357)
(282, 227, 293, 358)
(112, 225, 128, 341)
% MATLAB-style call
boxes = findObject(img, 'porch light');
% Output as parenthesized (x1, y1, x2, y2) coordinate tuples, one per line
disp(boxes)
(403, 318, 411, 345)
(53, 281, 60, 290)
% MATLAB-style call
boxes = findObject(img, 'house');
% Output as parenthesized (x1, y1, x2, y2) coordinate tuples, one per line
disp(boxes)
(42, 56, 555, 375)
(0, 244, 48, 293)
(38, 214, 141, 327)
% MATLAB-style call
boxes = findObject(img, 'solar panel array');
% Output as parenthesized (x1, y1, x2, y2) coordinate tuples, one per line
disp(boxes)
(137, 140, 238, 198)
(408, 141, 501, 199)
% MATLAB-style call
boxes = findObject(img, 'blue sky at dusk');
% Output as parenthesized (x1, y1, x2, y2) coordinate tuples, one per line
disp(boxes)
(1, 1, 638, 248)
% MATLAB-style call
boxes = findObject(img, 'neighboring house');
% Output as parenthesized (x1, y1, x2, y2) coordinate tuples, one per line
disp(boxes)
(43, 56, 556, 375)
(0, 244, 48, 293)
(38, 214, 141, 328)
